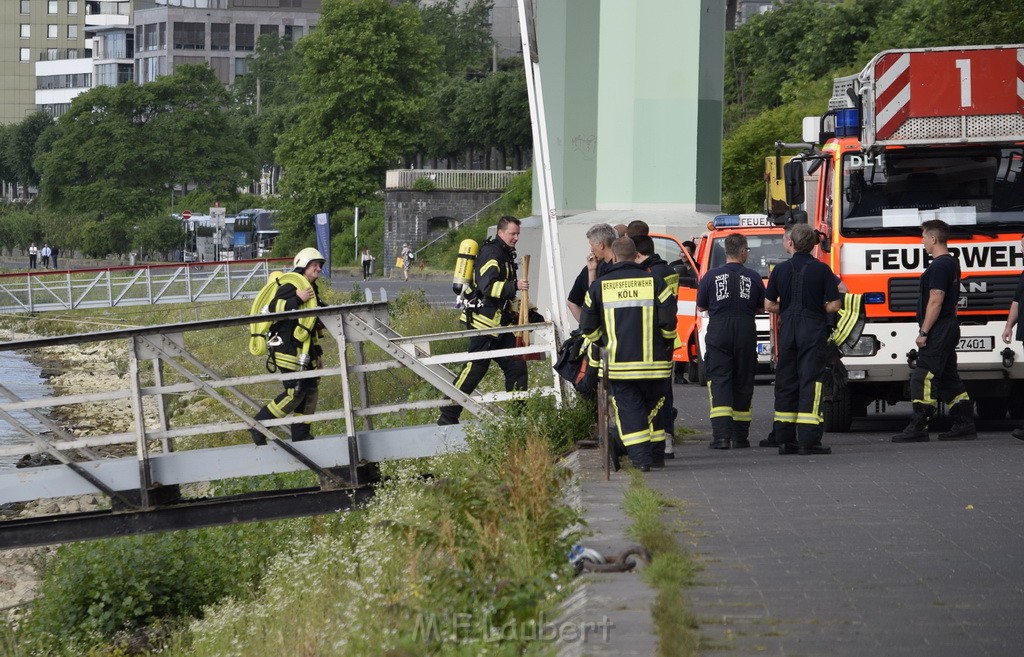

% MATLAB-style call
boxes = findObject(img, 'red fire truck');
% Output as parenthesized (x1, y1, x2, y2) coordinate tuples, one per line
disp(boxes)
(779, 44, 1024, 430)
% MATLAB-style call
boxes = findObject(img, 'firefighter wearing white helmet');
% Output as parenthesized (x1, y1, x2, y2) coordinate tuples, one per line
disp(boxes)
(250, 247, 327, 445)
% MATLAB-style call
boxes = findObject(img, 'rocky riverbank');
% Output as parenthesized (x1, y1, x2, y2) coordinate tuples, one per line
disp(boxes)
(0, 332, 141, 612)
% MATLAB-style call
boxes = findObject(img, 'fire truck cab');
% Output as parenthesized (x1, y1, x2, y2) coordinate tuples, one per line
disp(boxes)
(780, 44, 1024, 429)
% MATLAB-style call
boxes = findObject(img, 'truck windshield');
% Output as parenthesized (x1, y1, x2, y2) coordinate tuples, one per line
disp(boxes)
(841, 146, 1024, 235)
(708, 234, 787, 279)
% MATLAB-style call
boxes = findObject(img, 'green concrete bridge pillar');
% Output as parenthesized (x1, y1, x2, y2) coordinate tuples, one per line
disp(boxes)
(522, 0, 726, 322)
(535, 0, 725, 219)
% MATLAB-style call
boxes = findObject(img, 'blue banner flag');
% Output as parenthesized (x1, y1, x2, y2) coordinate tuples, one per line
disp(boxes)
(314, 212, 331, 278)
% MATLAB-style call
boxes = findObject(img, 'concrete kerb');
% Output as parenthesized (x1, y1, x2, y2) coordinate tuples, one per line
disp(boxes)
(555, 449, 658, 657)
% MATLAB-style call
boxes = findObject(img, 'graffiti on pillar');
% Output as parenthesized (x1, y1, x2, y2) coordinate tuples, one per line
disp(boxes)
(571, 134, 597, 160)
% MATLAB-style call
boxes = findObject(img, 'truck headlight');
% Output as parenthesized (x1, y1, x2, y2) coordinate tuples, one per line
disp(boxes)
(840, 334, 878, 357)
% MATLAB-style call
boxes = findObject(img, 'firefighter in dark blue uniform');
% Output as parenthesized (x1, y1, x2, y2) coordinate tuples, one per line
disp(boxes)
(696, 233, 766, 449)
(580, 237, 677, 471)
(765, 224, 841, 455)
(892, 219, 976, 442)
(1002, 234, 1024, 441)
(438, 216, 529, 425)
(634, 234, 681, 459)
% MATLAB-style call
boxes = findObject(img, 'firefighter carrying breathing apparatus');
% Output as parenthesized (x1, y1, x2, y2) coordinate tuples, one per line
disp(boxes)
(249, 247, 327, 374)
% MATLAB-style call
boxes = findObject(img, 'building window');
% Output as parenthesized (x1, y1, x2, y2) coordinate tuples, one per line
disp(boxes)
(211, 23, 230, 51)
(260, 25, 279, 37)
(46, 48, 58, 61)
(20, 0, 30, 14)
(48, 24, 58, 39)
(67, 48, 78, 59)
(283, 25, 304, 44)
(235, 24, 254, 51)
(67, 24, 78, 39)
(173, 22, 205, 50)
(20, 48, 31, 62)
(235, 56, 250, 76)
(68, 0, 78, 13)
(48, 0, 58, 14)
(20, 25, 30, 38)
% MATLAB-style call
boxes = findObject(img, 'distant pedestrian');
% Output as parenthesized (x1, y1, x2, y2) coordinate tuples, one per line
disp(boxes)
(696, 233, 766, 449)
(41, 244, 51, 269)
(361, 247, 374, 280)
(51, 245, 59, 270)
(892, 219, 976, 443)
(401, 243, 414, 281)
(1002, 234, 1024, 441)
(28, 243, 37, 269)
(765, 223, 841, 455)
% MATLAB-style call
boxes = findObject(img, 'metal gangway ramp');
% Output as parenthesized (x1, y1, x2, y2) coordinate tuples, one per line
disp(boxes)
(0, 303, 559, 549)
(0, 258, 292, 314)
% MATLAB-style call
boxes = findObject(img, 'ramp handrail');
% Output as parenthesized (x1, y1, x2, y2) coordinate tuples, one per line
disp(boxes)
(0, 303, 560, 512)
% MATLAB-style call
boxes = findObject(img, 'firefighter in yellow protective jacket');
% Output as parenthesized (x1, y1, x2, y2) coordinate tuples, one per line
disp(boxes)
(437, 216, 529, 425)
(580, 237, 677, 471)
(250, 247, 326, 445)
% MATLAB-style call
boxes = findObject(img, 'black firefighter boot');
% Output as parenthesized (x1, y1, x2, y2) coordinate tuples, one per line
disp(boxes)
(626, 442, 653, 472)
(892, 405, 932, 443)
(250, 407, 274, 446)
(938, 400, 977, 441)
(291, 421, 314, 442)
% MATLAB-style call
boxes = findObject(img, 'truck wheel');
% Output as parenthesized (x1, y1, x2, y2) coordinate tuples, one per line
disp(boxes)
(822, 371, 853, 433)
(977, 397, 1008, 420)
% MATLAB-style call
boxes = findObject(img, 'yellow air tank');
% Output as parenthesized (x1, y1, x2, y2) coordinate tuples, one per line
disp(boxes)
(452, 239, 479, 295)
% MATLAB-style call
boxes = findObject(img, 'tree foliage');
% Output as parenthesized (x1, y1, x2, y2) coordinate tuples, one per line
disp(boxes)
(721, 0, 1024, 213)
(4, 112, 54, 195)
(233, 35, 304, 178)
(418, 0, 495, 75)
(36, 65, 251, 256)
(275, 0, 440, 243)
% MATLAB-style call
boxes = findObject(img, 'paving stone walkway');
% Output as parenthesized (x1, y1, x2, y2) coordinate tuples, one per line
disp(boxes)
(573, 383, 1024, 656)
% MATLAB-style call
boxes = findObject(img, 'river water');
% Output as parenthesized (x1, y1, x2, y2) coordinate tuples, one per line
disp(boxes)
(0, 351, 50, 471)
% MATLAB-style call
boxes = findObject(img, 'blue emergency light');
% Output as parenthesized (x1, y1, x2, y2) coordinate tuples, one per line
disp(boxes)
(835, 108, 861, 138)
(711, 214, 773, 229)
(863, 292, 886, 304)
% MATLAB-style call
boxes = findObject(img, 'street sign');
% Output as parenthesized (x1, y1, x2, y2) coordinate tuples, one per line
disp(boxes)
(210, 206, 226, 230)
(182, 210, 192, 220)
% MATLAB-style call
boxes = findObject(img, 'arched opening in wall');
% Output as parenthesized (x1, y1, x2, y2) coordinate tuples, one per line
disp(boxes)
(427, 216, 457, 241)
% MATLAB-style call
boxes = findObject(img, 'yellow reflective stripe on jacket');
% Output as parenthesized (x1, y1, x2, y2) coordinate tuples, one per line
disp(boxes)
(830, 293, 863, 346)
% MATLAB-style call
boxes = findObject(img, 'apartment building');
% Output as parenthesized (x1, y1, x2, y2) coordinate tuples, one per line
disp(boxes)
(1, 0, 116, 123)
(133, 0, 320, 87)
(1, 0, 321, 124)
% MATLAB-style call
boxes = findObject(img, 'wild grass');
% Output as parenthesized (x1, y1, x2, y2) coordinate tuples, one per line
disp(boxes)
(1, 283, 592, 656)
(623, 470, 701, 657)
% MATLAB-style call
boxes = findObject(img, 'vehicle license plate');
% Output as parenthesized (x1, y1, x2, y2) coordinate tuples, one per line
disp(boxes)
(957, 336, 993, 352)
(756, 342, 771, 355)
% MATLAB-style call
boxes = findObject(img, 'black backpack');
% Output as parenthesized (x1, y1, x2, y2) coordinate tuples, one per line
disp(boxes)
(553, 330, 599, 400)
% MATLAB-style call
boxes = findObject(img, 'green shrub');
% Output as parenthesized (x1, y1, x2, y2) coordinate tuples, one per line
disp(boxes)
(16, 519, 311, 654)
(412, 176, 437, 192)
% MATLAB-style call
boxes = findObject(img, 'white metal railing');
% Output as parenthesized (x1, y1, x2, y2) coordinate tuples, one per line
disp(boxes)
(385, 169, 524, 191)
(0, 304, 560, 513)
(0, 258, 291, 315)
